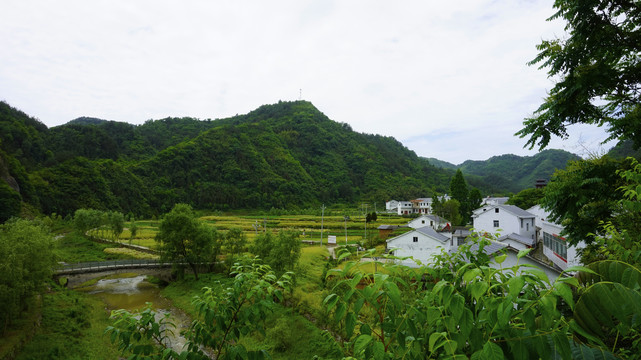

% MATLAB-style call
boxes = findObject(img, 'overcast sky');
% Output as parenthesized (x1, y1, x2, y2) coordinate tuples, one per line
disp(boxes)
(0, 0, 613, 164)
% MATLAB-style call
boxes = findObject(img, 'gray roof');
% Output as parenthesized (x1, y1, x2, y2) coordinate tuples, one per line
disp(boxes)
(378, 225, 398, 230)
(500, 205, 535, 218)
(426, 214, 448, 223)
(415, 226, 449, 242)
(498, 233, 536, 247)
(449, 241, 508, 257)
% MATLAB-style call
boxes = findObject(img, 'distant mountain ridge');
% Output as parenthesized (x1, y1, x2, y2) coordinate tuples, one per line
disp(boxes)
(0, 99, 581, 219)
(427, 150, 581, 193)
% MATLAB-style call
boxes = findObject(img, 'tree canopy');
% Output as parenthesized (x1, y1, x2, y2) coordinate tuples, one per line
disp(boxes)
(155, 204, 219, 280)
(517, 0, 641, 150)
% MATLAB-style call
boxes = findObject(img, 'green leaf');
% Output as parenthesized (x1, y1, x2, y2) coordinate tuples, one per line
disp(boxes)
(469, 281, 489, 301)
(345, 312, 356, 338)
(507, 276, 525, 299)
(517, 248, 532, 259)
(323, 293, 339, 311)
(574, 282, 641, 337)
(464, 268, 482, 282)
(429, 332, 447, 353)
(553, 282, 574, 310)
(353, 334, 373, 355)
(495, 254, 507, 264)
(482, 341, 504, 359)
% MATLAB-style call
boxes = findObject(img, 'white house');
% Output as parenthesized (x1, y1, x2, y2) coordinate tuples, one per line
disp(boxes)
(397, 201, 414, 215)
(385, 200, 399, 213)
(386, 226, 451, 267)
(460, 241, 562, 283)
(407, 214, 449, 231)
(481, 197, 510, 206)
(528, 205, 584, 271)
(496, 233, 536, 252)
(472, 204, 536, 241)
(393, 195, 451, 216)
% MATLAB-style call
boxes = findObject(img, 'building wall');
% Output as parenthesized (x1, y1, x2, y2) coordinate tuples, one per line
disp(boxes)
(474, 208, 535, 238)
(387, 231, 449, 267)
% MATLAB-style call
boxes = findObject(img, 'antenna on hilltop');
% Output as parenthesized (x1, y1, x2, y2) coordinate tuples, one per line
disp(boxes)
(299, 88, 302, 100)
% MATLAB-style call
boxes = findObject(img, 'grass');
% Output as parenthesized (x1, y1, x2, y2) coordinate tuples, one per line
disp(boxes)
(14, 284, 122, 360)
(53, 233, 133, 263)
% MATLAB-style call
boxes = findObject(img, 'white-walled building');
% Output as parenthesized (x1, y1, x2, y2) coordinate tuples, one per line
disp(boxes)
(407, 214, 449, 231)
(528, 205, 584, 271)
(481, 197, 510, 206)
(386, 226, 451, 267)
(385, 200, 399, 212)
(461, 242, 562, 283)
(472, 204, 536, 241)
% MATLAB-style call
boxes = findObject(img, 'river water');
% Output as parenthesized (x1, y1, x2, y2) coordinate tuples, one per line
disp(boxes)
(75, 274, 192, 353)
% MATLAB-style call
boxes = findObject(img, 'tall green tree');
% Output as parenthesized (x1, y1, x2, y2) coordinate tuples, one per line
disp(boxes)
(224, 227, 247, 268)
(0, 219, 55, 333)
(155, 204, 218, 280)
(542, 156, 631, 245)
(449, 169, 470, 223)
(506, 187, 544, 210)
(517, 0, 641, 150)
(468, 188, 483, 213)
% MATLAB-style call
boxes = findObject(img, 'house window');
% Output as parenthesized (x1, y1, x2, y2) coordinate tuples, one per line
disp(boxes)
(526, 223, 529, 231)
(413, 236, 418, 243)
(421, 220, 425, 224)
(495, 208, 499, 213)
(493, 220, 499, 227)
(543, 232, 567, 260)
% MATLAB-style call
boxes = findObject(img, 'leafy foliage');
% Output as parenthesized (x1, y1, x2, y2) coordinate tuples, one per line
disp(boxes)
(541, 156, 632, 245)
(0, 219, 55, 333)
(506, 187, 544, 210)
(517, 0, 641, 150)
(155, 204, 220, 280)
(106, 259, 293, 360)
(323, 238, 637, 359)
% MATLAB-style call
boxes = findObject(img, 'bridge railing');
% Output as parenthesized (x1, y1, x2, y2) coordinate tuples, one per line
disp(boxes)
(55, 259, 172, 274)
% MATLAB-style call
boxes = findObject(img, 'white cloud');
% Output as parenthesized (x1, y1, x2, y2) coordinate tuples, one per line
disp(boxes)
(0, 1, 611, 163)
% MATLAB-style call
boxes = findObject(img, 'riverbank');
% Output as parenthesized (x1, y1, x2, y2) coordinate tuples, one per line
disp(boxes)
(12, 283, 121, 360)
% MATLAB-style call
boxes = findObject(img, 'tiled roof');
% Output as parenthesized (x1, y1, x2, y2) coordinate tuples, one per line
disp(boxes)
(415, 226, 449, 242)
(498, 233, 536, 247)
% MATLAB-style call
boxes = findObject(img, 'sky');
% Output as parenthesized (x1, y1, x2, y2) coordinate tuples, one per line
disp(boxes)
(0, 0, 614, 164)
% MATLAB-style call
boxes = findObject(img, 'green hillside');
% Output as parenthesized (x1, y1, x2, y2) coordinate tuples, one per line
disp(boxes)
(428, 150, 580, 193)
(0, 100, 458, 218)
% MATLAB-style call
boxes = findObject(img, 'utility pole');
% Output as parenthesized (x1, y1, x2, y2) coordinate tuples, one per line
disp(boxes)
(362, 203, 368, 242)
(344, 215, 348, 246)
(320, 204, 326, 246)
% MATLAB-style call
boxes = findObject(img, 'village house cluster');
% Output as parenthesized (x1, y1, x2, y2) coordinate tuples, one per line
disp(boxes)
(382, 197, 584, 278)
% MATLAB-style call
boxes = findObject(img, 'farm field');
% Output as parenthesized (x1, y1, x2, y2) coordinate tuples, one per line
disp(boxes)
(118, 212, 413, 251)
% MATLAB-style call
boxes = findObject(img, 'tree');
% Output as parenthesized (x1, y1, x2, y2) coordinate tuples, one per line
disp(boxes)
(224, 227, 247, 268)
(440, 199, 463, 226)
(108, 211, 124, 241)
(0, 219, 55, 333)
(155, 204, 218, 280)
(541, 156, 632, 245)
(506, 187, 544, 210)
(468, 188, 483, 213)
(517, 0, 641, 150)
(129, 217, 138, 246)
(449, 169, 469, 222)
(0, 181, 21, 223)
(107, 259, 293, 360)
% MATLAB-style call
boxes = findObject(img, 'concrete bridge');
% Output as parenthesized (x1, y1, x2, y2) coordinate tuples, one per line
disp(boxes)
(55, 259, 174, 275)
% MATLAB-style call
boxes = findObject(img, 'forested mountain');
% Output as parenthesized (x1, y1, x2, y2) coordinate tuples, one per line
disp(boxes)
(0, 100, 457, 218)
(607, 139, 641, 160)
(427, 150, 580, 193)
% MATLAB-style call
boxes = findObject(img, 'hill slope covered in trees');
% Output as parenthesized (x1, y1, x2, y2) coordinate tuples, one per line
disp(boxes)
(1, 101, 457, 218)
(427, 150, 580, 193)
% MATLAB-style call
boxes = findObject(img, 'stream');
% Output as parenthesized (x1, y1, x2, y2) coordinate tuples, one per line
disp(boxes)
(75, 273, 193, 353)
